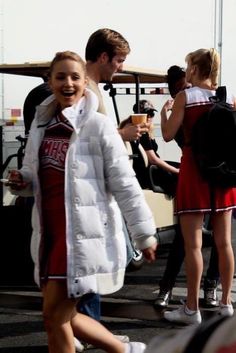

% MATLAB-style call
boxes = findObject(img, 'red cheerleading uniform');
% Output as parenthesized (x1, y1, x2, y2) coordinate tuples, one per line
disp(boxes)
(38, 113, 73, 280)
(175, 87, 236, 214)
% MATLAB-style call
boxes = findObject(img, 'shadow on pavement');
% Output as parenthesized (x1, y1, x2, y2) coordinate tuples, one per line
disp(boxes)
(0, 348, 48, 353)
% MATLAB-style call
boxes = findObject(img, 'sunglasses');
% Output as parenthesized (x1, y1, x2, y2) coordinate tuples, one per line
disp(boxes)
(144, 109, 156, 118)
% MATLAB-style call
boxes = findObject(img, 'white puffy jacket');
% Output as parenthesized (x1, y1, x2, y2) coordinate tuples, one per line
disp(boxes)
(16, 88, 157, 298)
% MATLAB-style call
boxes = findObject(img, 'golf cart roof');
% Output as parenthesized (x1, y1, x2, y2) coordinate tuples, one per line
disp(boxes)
(0, 62, 167, 84)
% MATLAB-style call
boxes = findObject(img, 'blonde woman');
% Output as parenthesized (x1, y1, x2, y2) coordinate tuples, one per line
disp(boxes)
(8, 51, 157, 353)
(161, 48, 236, 324)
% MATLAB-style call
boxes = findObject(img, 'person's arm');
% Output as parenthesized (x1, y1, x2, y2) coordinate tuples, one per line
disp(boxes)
(161, 91, 186, 142)
(145, 149, 179, 174)
(99, 117, 157, 256)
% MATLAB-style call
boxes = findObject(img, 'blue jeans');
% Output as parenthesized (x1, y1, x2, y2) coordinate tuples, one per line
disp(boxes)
(78, 293, 101, 321)
(123, 218, 134, 266)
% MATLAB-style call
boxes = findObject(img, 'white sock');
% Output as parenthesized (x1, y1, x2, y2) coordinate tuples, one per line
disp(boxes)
(124, 342, 146, 353)
(185, 305, 198, 315)
(220, 302, 232, 307)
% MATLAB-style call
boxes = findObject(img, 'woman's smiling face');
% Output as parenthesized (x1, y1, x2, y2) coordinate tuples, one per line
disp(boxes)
(49, 58, 88, 109)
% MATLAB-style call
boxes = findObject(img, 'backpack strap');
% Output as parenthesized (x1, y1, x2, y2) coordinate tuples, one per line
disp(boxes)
(215, 86, 227, 102)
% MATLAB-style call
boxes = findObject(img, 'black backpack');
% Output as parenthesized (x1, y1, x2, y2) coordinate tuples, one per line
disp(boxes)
(192, 86, 236, 188)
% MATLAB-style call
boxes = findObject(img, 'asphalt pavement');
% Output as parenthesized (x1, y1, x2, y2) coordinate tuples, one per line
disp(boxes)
(0, 219, 236, 353)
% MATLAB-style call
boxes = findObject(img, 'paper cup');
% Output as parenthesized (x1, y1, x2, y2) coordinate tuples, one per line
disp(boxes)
(131, 114, 147, 125)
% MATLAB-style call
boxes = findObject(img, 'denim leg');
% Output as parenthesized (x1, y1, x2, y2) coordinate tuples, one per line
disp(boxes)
(123, 220, 133, 266)
(77, 293, 101, 321)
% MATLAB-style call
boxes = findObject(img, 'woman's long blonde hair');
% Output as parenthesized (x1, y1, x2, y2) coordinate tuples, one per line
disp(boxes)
(185, 48, 220, 89)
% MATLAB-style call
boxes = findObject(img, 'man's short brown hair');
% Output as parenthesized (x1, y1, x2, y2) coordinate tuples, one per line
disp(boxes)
(85, 28, 130, 62)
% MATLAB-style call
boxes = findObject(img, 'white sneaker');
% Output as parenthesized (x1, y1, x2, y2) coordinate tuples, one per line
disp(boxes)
(74, 337, 84, 352)
(164, 305, 202, 325)
(115, 334, 130, 343)
(76, 334, 130, 351)
(124, 342, 147, 353)
(218, 302, 234, 317)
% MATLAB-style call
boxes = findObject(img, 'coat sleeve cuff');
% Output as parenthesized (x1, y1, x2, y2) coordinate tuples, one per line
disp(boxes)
(135, 235, 158, 250)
